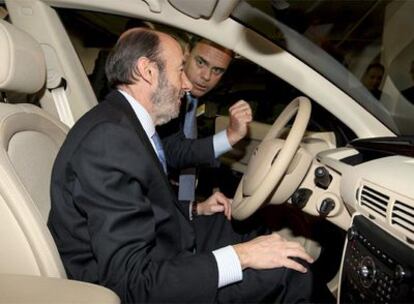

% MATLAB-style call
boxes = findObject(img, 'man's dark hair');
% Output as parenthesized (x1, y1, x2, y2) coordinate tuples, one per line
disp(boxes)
(365, 62, 385, 73)
(189, 36, 235, 58)
(106, 29, 165, 88)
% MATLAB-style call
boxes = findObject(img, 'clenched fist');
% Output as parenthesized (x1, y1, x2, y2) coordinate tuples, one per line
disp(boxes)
(197, 191, 232, 220)
(226, 100, 252, 146)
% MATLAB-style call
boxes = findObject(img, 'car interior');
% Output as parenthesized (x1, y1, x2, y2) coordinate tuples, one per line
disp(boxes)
(0, 0, 413, 303)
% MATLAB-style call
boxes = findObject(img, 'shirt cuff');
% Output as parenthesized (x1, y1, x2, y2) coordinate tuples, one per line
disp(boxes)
(212, 245, 243, 288)
(213, 130, 232, 158)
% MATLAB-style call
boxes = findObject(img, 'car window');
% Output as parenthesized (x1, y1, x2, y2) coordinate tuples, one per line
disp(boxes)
(57, 8, 355, 146)
(199, 55, 355, 146)
(240, 0, 414, 136)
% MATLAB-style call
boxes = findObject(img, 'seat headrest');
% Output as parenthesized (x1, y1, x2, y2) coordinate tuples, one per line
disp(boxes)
(0, 20, 46, 94)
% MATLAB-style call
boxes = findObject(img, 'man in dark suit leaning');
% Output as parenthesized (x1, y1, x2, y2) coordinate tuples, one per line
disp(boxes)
(159, 37, 252, 202)
(48, 28, 314, 303)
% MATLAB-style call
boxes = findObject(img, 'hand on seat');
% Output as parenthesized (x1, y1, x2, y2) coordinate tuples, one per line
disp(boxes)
(197, 191, 232, 220)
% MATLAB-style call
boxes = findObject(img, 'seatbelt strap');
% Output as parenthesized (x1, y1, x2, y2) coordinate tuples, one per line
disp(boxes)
(48, 78, 74, 127)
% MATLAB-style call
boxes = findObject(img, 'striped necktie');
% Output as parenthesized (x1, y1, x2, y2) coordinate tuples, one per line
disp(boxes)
(178, 94, 198, 201)
(151, 131, 167, 174)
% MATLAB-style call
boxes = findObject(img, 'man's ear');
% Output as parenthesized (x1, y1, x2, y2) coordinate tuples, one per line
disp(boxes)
(136, 57, 157, 85)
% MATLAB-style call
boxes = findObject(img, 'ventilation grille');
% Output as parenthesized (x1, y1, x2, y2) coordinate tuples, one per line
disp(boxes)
(360, 185, 390, 218)
(391, 200, 414, 237)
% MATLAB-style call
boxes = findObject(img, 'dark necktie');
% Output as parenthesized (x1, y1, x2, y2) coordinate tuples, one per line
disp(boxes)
(178, 94, 198, 201)
(152, 131, 167, 174)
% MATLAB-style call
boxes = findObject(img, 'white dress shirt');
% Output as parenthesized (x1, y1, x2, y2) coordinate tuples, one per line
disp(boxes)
(213, 130, 232, 158)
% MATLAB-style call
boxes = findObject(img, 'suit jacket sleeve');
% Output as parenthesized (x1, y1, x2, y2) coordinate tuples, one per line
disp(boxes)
(162, 130, 217, 170)
(71, 122, 218, 303)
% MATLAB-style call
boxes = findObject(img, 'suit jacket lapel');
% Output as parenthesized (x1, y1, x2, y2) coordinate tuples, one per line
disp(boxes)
(104, 91, 187, 213)
(106, 91, 167, 175)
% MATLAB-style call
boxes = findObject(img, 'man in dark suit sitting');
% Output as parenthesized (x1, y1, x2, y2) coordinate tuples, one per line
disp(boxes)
(48, 28, 314, 303)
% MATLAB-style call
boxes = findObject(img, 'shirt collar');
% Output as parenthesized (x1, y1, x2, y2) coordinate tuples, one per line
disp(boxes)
(118, 89, 155, 138)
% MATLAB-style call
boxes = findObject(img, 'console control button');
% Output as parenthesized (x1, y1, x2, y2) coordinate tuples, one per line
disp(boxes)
(314, 166, 332, 189)
(319, 198, 335, 216)
(291, 188, 312, 209)
(394, 264, 411, 282)
(347, 227, 358, 241)
(358, 256, 376, 288)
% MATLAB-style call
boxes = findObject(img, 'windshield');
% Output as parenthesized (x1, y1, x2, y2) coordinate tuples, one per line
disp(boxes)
(234, 0, 414, 136)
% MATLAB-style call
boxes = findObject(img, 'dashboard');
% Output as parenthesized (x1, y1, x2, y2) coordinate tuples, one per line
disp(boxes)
(291, 137, 414, 302)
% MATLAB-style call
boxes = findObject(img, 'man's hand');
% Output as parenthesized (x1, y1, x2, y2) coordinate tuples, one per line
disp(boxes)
(233, 233, 314, 273)
(226, 100, 252, 146)
(197, 191, 232, 220)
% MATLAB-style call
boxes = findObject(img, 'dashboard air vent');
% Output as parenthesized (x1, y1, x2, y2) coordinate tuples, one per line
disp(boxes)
(360, 185, 389, 218)
(391, 200, 414, 236)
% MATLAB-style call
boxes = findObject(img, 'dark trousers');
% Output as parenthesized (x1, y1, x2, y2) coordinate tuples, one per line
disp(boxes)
(193, 214, 314, 303)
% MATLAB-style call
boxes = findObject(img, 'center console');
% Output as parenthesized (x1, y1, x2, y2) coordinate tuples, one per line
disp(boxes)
(340, 215, 414, 303)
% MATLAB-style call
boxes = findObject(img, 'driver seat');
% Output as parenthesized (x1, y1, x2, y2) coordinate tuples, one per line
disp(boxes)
(0, 18, 120, 303)
(0, 19, 68, 278)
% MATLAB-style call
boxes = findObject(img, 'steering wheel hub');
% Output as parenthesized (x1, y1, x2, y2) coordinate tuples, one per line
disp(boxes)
(243, 139, 285, 196)
(232, 97, 312, 220)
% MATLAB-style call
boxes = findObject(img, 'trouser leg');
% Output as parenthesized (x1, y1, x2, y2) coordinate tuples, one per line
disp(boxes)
(192, 212, 268, 251)
(217, 262, 313, 303)
(192, 214, 313, 303)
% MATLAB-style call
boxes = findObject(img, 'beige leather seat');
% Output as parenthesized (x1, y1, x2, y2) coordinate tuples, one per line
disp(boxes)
(0, 19, 119, 303)
(0, 18, 68, 278)
(0, 18, 67, 278)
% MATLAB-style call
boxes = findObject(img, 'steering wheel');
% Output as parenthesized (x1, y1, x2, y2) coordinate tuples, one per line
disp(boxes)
(232, 97, 312, 220)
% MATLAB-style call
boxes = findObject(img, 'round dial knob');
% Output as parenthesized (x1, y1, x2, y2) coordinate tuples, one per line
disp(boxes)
(358, 256, 376, 288)
(314, 166, 331, 189)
